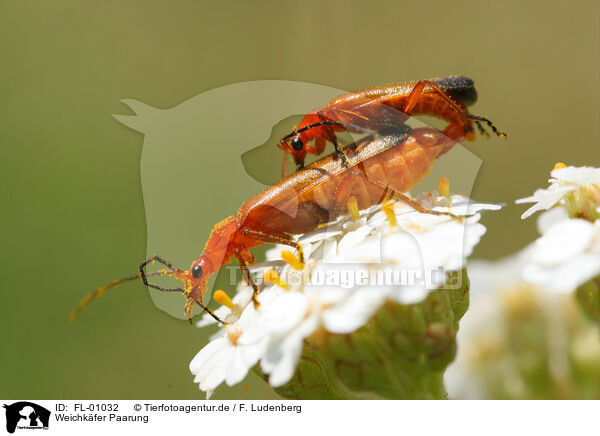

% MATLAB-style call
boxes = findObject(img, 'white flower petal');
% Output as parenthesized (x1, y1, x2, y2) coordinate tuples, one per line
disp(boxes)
(447, 198, 502, 216)
(536, 207, 569, 234)
(390, 283, 430, 304)
(321, 237, 338, 260)
(445, 253, 535, 399)
(336, 235, 384, 264)
(225, 338, 267, 386)
(516, 187, 574, 219)
(323, 287, 389, 333)
(522, 218, 600, 293)
(366, 210, 387, 228)
(528, 219, 594, 266)
(259, 291, 310, 334)
(299, 227, 342, 244)
(263, 314, 320, 387)
(189, 336, 228, 373)
(517, 165, 600, 219)
(337, 225, 373, 252)
(523, 256, 600, 293)
(551, 166, 600, 185)
(194, 342, 232, 391)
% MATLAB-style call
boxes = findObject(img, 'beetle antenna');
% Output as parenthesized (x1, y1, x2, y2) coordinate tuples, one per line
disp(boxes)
(69, 269, 173, 321)
(283, 119, 407, 142)
(281, 121, 348, 141)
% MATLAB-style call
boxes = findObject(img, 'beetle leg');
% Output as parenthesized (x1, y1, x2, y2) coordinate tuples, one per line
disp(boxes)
(360, 177, 464, 222)
(240, 228, 304, 265)
(403, 80, 507, 140)
(139, 255, 184, 293)
(334, 169, 372, 216)
(139, 255, 229, 325)
(236, 255, 261, 309)
(194, 300, 229, 326)
(404, 79, 472, 118)
(404, 80, 473, 141)
(287, 118, 386, 169)
(389, 191, 464, 222)
(469, 115, 507, 139)
(474, 120, 490, 138)
(318, 113, 351, 168)
(403, 80, 430, 113)
(412, 80, 508, 139)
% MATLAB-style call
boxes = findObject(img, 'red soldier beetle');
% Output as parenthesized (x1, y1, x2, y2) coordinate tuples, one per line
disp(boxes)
(71, 125, 488, 325)
(278, 76, 506, 173)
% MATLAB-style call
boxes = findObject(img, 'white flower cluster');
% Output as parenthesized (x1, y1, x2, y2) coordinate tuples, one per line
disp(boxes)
(516, 164, 600, 219)
(444, 254, 588, 400)
(444, 254, 526, 399)
(517, 165, 600, 293)
(190, 193, 500, 398)
(446, 165, 600, 399)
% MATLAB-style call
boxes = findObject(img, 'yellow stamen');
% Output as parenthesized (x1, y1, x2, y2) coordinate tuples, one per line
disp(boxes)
(382, 201, 397, 227)
(347, 196, 360, 221)
(264, 269, 290, 290)
(438, 177, 450, 197)
(281, 250, 305, 270)
(553, 162, 567, 171)
(213, 289, 234, 309)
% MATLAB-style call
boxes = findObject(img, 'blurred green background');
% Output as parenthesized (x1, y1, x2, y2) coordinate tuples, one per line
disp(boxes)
(1, 0, 598, 399)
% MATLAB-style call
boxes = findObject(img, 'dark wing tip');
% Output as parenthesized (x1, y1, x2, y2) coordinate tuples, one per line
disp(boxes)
(430, 75, 478, 107)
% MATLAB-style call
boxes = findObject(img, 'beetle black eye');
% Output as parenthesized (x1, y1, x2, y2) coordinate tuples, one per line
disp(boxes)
(291, 136, 303, 151)
(192, 265, 203, 278)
